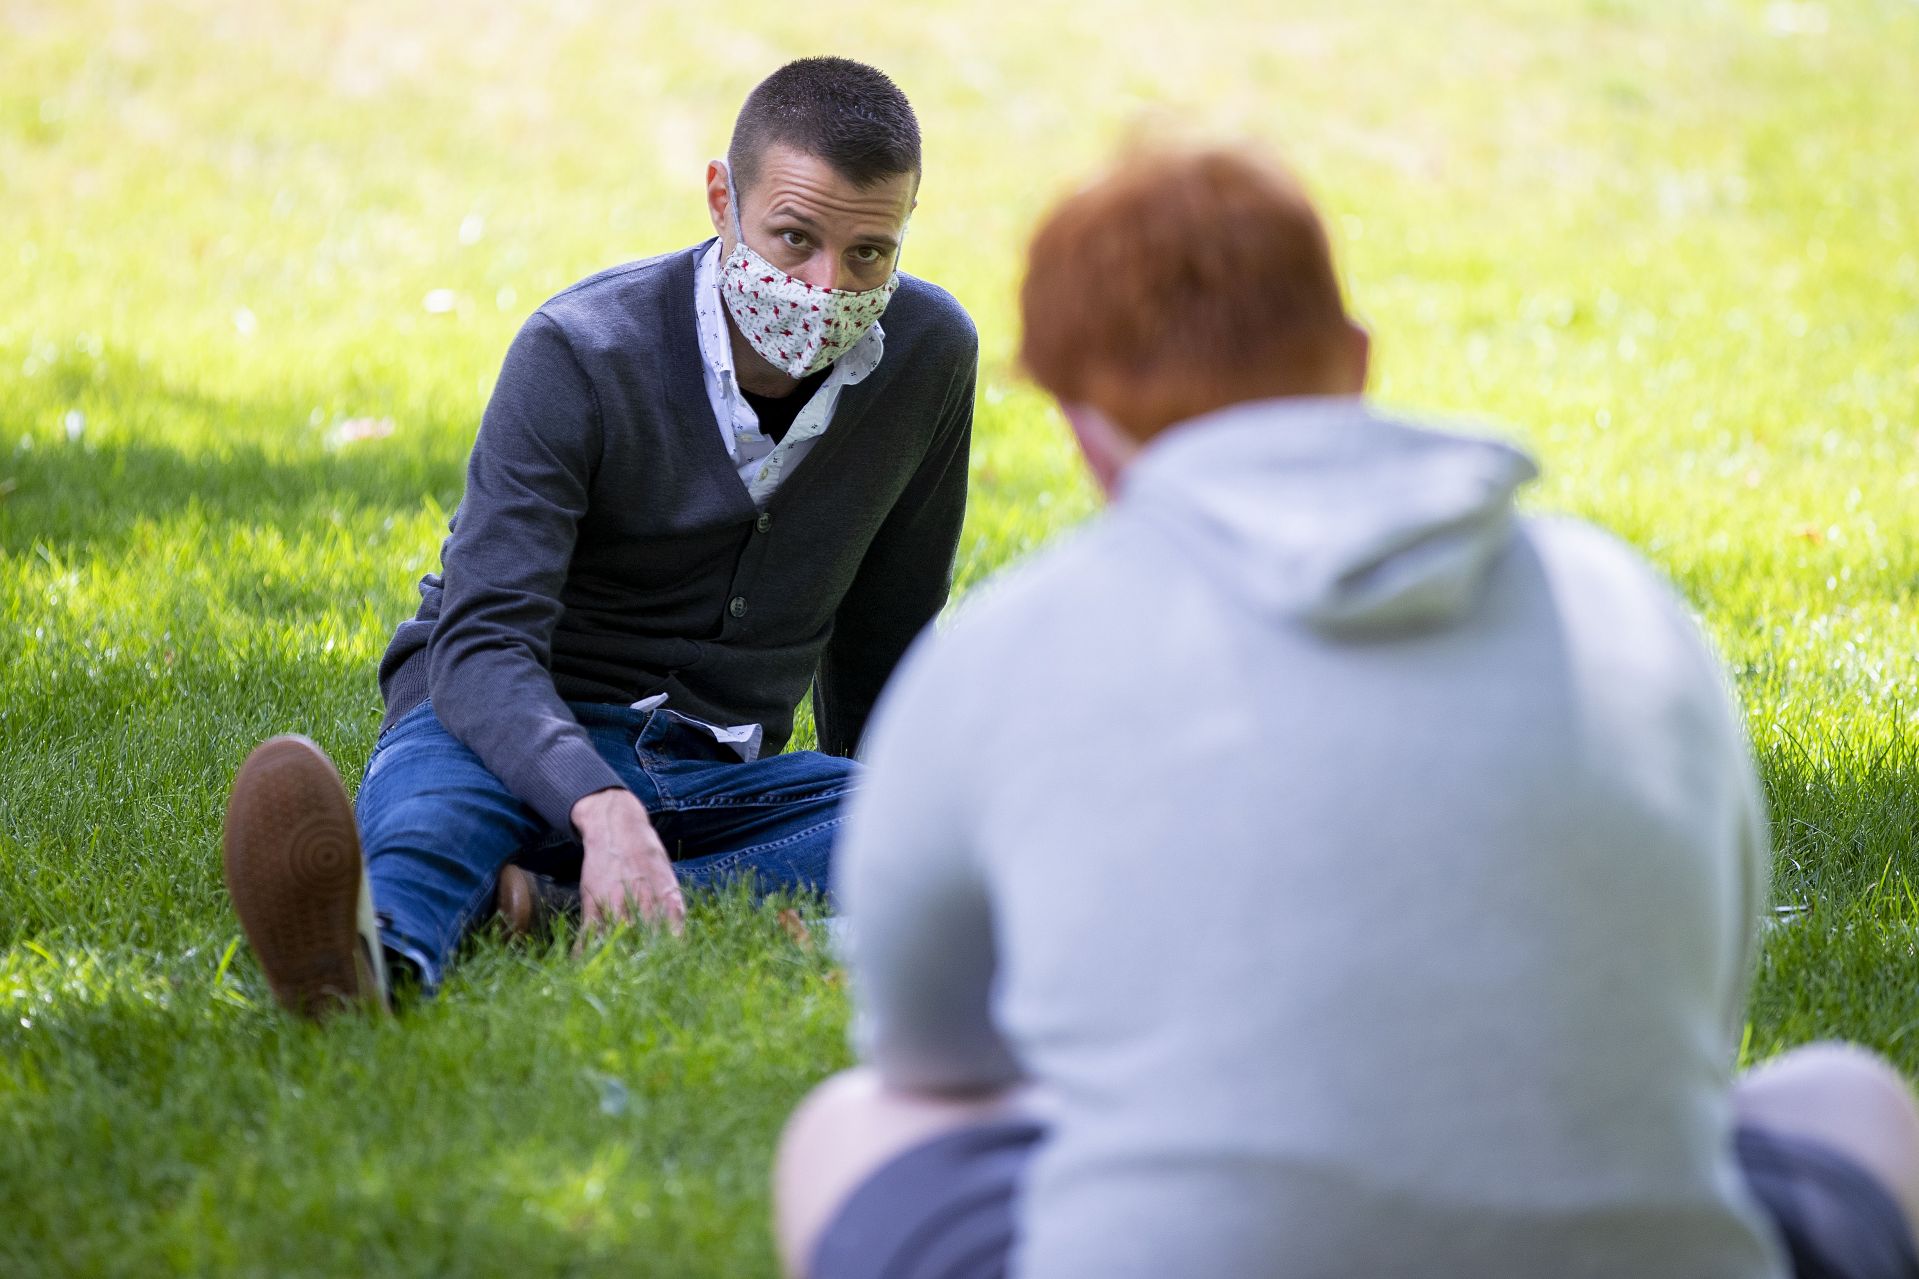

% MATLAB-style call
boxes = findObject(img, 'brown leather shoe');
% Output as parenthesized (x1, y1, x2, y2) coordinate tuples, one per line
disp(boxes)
(494, 864, 582, 940)
(222, 735, 389, 1018)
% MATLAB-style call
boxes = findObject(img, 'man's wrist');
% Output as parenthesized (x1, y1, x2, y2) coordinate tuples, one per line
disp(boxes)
(571, 786, 636, 836)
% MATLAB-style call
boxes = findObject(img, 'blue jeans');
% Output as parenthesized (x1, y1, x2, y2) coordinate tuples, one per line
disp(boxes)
(354, 699, 857, 991)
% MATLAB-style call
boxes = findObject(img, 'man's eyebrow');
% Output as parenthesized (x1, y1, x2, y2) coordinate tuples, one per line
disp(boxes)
(766, 204, 901, 250)
(766, 205, 822, 230)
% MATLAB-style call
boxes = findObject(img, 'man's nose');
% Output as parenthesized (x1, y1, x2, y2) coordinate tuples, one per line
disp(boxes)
(795, 253, 850, 292)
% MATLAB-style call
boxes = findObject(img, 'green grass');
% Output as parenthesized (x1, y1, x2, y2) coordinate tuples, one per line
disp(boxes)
(4, 0, 1919, 1272)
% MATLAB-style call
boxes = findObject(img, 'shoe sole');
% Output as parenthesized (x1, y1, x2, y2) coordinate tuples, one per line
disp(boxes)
(222, 735, 385, 1018)
(495, 864, 536, 940)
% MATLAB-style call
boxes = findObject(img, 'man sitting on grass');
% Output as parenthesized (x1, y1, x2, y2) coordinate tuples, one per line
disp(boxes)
(773, 147, 1919, 1279)
(220, 56, 976, 1016)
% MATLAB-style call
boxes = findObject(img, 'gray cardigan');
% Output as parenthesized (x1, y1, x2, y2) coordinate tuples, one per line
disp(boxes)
(377, 243, 977, 830)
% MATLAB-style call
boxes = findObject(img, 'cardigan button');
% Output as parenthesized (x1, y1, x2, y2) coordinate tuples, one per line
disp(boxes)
(755, 512, 773, 533)
(728, 596, 748, 619)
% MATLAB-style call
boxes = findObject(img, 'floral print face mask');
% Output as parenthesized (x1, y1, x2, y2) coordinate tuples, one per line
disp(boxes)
(718, 168, 901, 380)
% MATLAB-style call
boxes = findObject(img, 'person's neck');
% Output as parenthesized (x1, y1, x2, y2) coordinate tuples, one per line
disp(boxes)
(726, 311, 803, 398)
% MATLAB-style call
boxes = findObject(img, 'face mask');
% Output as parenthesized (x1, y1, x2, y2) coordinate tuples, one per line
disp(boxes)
(718, 166, 901, 380)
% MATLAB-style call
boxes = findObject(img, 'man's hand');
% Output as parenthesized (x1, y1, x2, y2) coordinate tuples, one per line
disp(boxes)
(572, 788, 686, 935)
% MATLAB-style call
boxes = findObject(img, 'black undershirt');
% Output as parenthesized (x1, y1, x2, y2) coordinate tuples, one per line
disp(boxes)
(742, 365, 834, 444)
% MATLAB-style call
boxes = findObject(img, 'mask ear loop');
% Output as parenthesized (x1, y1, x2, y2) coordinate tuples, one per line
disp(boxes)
(718, 160, 748, 249)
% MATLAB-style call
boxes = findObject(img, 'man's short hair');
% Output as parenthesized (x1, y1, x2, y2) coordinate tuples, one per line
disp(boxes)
(1019, 147, 1356, 440)
(728, 57, 921, 195)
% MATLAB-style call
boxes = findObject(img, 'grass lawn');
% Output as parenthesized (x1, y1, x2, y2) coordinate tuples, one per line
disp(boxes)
(4, 0, 1919, 1273)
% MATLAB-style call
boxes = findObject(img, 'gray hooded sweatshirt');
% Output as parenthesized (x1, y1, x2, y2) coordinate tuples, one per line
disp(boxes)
(836, 397, 1784, 1278)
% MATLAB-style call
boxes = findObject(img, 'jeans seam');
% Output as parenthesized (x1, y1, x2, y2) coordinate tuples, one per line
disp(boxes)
(666, 785, 854, 811)
(633, 749, 681, 810)
(449, 868, 502, 947)
(680, 814, 847, 879)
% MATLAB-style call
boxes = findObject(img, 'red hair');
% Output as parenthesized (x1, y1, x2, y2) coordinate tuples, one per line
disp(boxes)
(1019, 147, 1355, 440)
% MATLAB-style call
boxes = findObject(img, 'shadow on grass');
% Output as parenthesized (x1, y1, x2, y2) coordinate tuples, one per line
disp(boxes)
(0, 347, 468, 558)
(0, 432, 465, 559)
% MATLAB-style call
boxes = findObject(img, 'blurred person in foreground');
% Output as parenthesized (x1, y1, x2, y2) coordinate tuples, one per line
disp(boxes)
(219, 57, 976, 1015)
(772, 147, 1919, 1279)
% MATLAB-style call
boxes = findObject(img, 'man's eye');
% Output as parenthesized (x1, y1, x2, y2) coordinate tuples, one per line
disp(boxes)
(852, 247, 883, 264)
(779, 230, 808, 249)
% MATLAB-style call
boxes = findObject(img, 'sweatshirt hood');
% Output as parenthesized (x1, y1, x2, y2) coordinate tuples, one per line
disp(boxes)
(1119, 396, 1538, 637)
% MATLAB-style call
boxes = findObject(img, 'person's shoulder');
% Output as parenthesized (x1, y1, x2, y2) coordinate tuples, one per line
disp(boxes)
(529, 245, 702, 346)
(1520, 515, 1674, 602)
(1518, 513, 1734, 689)
(885, 273, 978, 363)
(543, 246, 697, 310)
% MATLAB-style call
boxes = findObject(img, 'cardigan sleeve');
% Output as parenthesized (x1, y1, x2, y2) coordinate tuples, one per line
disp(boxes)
(424, 312, 627, 830)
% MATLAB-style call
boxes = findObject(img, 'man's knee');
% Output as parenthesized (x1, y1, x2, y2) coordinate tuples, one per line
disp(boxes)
(358, 778, 534, 870)
(774, 1069, 893, 1277)
(1735, 1040, 1919, 1231)
(773, 1068, 1020, 1279)
(777, 1069, 879, 1185)
(1736, 1041, 1918, 1129)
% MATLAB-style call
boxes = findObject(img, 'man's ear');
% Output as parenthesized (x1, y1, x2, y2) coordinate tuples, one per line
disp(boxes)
(1060, 401, 1140, 499)
(705, 160, 733, 243)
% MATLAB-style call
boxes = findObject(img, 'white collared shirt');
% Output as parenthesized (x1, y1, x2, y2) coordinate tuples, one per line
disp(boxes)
(692, 240, 886, 508)
(650, 243, 889, 749)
